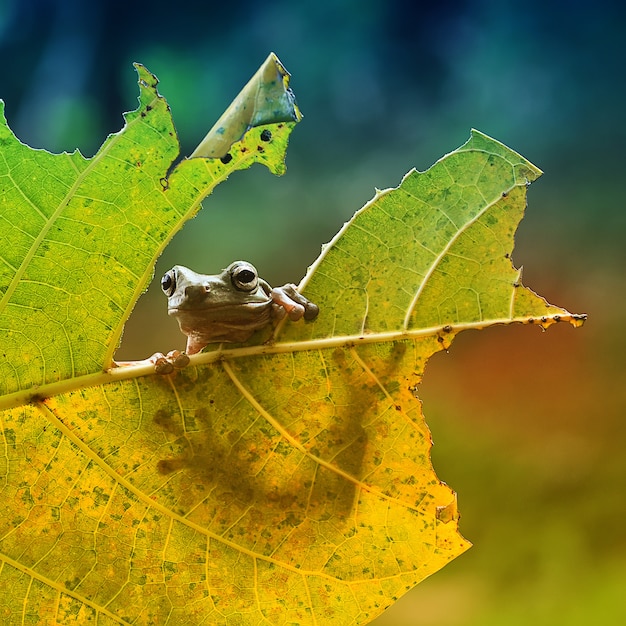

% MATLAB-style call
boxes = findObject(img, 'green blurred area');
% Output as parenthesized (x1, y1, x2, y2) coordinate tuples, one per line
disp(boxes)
(1, 0, 624, 623)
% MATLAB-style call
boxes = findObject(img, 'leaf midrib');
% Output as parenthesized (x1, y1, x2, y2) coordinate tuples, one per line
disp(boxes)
(0, 313, 577, 412)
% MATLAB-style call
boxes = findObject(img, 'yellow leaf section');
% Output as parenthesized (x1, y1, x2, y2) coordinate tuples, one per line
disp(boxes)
(0, 334, 466, 625)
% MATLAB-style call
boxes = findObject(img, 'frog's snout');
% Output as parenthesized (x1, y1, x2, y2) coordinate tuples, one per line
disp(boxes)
(184, 283, 210, 302)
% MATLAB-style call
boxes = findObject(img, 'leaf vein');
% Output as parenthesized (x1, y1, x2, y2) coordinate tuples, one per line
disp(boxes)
(220, 361, 422, 512)
(402, 185, 516, 329)
(0, 93, 161, 319)
(0, 552, 130, 625)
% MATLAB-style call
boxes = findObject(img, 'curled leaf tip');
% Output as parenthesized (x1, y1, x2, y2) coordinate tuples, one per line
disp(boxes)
(191, 52, 302, 159)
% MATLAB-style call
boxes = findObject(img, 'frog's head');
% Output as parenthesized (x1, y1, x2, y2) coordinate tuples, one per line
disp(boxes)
(160, 261, 273, 351)
(161, 261, 269, 312)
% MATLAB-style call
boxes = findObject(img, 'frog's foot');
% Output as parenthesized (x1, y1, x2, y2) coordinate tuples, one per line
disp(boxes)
(270, 284, 319, 322)
(152, 350, 191, 375)
(113, 351, 190, 374)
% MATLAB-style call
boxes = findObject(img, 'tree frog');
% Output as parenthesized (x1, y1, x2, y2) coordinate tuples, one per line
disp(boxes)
(160, 260, 319, 355)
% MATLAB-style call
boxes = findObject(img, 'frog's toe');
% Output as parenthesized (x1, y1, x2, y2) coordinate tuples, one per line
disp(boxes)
(270, 285, 319, 322)
(153, 354, 175, 375)
(148, 350, 190, 375)
(303, 301, 320, 321)
(167, 350, 190, 369)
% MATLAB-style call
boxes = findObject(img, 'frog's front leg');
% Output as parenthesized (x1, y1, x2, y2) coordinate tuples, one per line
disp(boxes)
(269, 284, 319, 321)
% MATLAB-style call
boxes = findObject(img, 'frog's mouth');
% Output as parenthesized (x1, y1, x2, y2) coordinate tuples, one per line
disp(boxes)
(168, 298, 270, 316)
(168, 299, 272, 324)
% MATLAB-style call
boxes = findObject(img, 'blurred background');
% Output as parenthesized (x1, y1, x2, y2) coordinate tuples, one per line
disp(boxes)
(1, 0, 623, 623)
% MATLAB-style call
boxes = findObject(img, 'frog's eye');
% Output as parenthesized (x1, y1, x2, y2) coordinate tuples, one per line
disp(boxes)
(161, 270, 176, 296)
(231, 262, 259, 292)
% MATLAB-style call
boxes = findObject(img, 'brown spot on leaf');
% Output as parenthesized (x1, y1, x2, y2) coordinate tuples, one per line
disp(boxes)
(157, 459, 177, 474)
(153, 408, 176, 433)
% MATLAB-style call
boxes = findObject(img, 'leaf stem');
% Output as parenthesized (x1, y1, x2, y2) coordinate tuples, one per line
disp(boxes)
(0, 312, 585, 412)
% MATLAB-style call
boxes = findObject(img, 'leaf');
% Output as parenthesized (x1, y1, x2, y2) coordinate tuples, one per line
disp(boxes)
(0, 55, 584, 626)
(0, 52, 299, 400)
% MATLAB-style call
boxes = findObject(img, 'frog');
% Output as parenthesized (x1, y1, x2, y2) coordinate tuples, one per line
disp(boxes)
(160, 260, 319, 356)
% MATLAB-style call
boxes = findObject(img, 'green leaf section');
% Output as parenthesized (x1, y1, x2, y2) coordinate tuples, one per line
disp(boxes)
(284, 129, 580, 345)
(0, 59, 584, 626)
(0, 56, 299, 397)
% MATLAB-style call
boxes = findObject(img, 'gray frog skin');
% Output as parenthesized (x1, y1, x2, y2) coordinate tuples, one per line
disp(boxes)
(161, 261, 319, 355)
